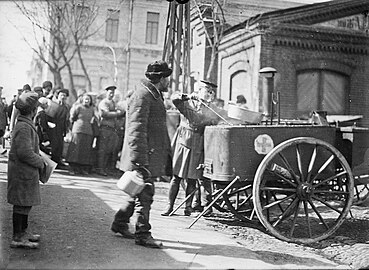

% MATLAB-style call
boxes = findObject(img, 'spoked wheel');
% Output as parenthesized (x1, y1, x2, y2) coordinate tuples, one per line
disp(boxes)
(221, 182, 257, 222)
(253, 137, 354, 244)
(210, 183, 229, 213)
(353, 180, 369, 205)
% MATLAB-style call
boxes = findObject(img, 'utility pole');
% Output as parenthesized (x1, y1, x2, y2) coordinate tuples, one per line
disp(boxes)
(162, 1, 191, 93)
(126, 0, 134, 95)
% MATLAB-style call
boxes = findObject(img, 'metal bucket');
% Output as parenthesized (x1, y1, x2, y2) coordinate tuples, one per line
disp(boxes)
(117, 171, 145, 197)
(227, 104, 263, 124)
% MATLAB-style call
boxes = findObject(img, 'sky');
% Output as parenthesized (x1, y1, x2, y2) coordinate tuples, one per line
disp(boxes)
(0, 1, 48, 103)
(0, 1, 37, 102)
(0, 0, 331, 103)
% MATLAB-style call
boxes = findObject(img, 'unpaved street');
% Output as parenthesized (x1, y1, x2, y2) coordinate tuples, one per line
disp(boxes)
(0, 153, 368, 269)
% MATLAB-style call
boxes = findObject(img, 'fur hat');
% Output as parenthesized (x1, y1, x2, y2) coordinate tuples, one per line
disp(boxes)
(145, 60, 172, 79)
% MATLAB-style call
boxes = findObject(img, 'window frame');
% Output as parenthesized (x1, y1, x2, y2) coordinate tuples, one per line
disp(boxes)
(105, 9, 120, 43)
(145, 12, 160, 45)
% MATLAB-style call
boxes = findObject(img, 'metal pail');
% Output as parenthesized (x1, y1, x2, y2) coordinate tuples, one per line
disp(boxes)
(117, 171, 145, 197)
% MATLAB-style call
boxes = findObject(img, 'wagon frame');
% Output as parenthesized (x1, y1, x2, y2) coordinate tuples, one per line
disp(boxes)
(184, 124, 369, 244)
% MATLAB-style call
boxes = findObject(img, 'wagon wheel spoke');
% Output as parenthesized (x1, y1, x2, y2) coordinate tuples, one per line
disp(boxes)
(262, 193, 295, 211)
(296, 144, 304, 181)
(306, 145, 317, 183)
(311, 195, 343, 214)
(303, 201, 312, 238)
(287, 199, 301, 238)
(253, 137, 354, 244)
(272, 197, 299, 227)
(228, 184, 252, 196)
(271, 192, 286, 212)
(269, 166, 297, 187)
(238, 193, 253, 210)
(310, 155, 335, 183)
(308, 199, 329, 230)
(314, 190, 350, 195)
(278, 153, 301, 184)
(261, 187, 296, 193)
(313, 170, 348, 189)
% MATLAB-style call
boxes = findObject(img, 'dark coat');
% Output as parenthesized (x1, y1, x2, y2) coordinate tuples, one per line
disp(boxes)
(119, 79, 172, 177)
(171, 94, 220, 179)
(7, 115, 44, 206)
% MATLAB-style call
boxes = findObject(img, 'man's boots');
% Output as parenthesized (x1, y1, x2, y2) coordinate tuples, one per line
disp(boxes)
(161, 177, 180, 216)
(10, 213, 39, 249)
(184, 179, 197, 216)
(22, 214, 41, 242)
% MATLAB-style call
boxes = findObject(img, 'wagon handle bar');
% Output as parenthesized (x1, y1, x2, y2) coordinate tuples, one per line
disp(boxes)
(198, 99, 233, 125)
(187, 176, 240, 229)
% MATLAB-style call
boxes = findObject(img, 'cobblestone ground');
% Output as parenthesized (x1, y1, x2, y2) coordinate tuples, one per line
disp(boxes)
(203, 200, 369, 269)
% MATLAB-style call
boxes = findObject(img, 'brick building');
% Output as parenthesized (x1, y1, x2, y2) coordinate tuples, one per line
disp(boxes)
(218, 0, 369, 127)
(189, 0, 315, 90)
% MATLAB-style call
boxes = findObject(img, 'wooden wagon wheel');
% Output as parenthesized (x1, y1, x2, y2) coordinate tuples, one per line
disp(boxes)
(352, 168, 369, 205)
(253, 137, 354, 244)
(220, 182, 257, 222)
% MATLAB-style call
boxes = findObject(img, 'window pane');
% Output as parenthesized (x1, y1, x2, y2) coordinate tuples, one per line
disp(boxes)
(105, 10, 119, 42)
(146, 12, 159, 44)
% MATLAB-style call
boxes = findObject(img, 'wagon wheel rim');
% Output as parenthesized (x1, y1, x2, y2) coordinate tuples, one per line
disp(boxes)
(253, 137, 354, 244)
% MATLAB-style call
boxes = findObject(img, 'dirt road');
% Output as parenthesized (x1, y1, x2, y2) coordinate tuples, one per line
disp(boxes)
(0, 155, 366, 269)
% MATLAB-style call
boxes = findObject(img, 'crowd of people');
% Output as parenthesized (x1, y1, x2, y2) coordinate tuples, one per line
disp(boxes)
(6, 59, 242, 250)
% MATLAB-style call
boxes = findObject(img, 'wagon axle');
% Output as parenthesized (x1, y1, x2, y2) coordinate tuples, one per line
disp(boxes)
(297, 183, 313, 200)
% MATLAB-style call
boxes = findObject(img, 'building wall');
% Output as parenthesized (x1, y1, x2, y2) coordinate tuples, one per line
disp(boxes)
(218, 30, 262, 111)
(54, 0, 168, 99)
(189, 0, 311, 99)
(219, 23, 369, 126)
(260, 30, 369, 126)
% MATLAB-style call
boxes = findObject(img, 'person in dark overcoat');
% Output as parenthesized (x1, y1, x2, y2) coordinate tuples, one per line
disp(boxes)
(7, 91, 45, 249)
(161, 80, 221, 216)
(47, 88, 70, 168)
(111, 60, 173, 248)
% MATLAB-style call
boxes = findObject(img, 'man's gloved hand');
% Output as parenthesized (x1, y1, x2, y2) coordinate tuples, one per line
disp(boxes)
(189, 93, 199, 100)
(181, 94, 190, 101)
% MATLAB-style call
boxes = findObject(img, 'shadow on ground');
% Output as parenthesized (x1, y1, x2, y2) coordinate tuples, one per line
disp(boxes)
(0, 182, 193, 269)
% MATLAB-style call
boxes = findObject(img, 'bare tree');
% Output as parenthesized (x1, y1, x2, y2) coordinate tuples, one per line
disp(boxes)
(193, 0, 226, 81)
(14, 0, 100, 100)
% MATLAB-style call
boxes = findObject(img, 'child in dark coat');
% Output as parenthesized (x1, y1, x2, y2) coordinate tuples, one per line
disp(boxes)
(7, 91, 45, 249)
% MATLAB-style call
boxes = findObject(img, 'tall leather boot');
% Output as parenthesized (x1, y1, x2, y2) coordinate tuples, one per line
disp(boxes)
(184, 178, 196, 216)
(161, 176, 181, 216)
(10, 213, 39, 249)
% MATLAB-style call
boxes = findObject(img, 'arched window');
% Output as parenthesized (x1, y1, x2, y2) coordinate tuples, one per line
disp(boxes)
(297, 69, 349, 116)
(230, 70, 248, 102)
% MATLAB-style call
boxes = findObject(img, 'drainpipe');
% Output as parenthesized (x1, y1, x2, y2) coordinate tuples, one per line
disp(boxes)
(107, 45, 118, 83)
(126, 0, 134, 95)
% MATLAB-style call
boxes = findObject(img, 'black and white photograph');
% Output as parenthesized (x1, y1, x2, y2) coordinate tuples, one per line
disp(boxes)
(1, 0, 369, 269)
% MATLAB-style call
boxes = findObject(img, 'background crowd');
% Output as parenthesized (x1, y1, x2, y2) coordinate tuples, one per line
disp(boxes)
(4, 60, 250, 250)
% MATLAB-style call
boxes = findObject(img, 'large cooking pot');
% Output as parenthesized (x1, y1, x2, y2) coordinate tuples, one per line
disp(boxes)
(227, 104, 263, 124)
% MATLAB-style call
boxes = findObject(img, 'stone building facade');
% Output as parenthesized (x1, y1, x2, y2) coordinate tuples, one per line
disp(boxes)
(37, 0, 169, 99)
(218, 0, 369, 127)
